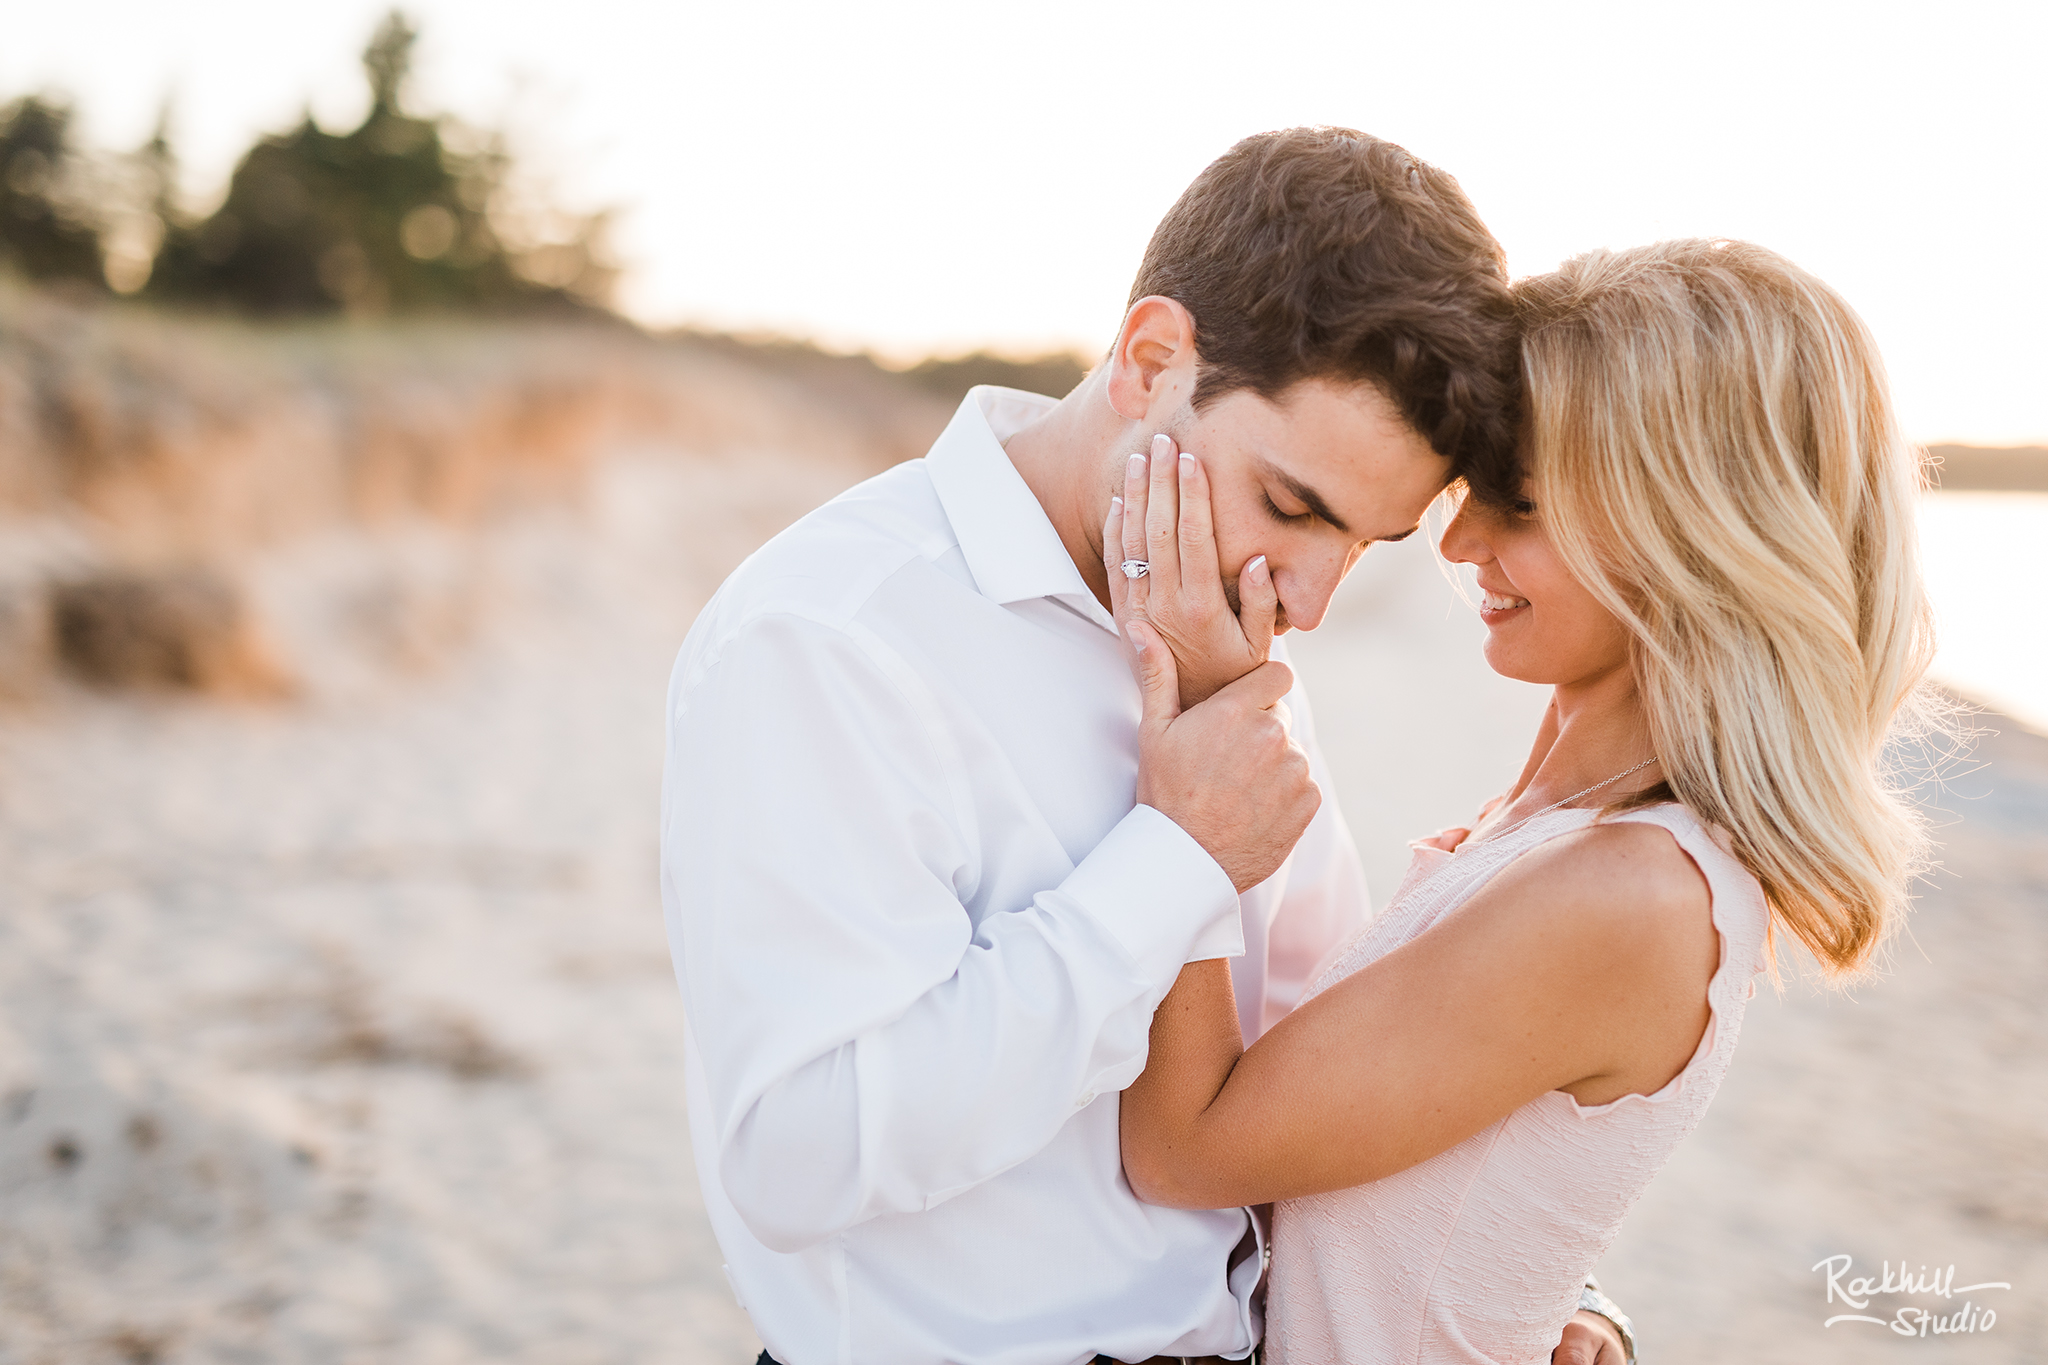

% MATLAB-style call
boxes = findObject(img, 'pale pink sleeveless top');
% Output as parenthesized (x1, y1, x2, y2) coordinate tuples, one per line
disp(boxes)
(1266, 803, 1770, 1365)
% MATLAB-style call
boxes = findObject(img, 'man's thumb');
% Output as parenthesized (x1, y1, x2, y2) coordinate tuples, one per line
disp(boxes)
(1125, 619, 1181, 725)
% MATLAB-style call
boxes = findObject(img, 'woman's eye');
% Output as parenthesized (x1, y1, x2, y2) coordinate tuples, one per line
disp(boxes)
(1512, 498, 1538, 517)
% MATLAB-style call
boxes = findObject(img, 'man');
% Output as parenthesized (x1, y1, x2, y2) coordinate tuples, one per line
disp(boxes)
(662, 128, 1631, 1364)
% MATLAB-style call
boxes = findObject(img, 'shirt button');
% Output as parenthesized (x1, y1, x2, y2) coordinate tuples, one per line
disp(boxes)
(1077, 1091, 1097, 1108)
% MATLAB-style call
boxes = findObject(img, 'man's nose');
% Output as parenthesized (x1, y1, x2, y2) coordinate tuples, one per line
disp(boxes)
(1275, 543, 1363, 633)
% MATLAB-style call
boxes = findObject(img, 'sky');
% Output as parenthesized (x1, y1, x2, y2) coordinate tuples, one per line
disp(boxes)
(7, 0, 2045, 443)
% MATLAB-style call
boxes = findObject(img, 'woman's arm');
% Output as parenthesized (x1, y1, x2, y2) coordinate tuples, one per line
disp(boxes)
(1120, 958, 1246, 1195)
(1120, 821, 1717, 1210)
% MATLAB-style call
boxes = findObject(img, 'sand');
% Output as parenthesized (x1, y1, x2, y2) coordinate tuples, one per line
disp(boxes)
(2, 445, 2041, 1364)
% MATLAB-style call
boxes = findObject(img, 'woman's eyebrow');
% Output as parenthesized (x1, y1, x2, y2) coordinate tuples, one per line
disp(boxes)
(1258, 458, 1352, 534)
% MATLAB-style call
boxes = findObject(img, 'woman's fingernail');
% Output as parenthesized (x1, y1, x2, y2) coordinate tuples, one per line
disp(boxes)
(1110, 495, 1122, 515)
(1247, 554, 1269, 582)
(1153, 433, 1172, 456)
(1179, 452, 1195, 477)
(1127, 453, 1147, 480)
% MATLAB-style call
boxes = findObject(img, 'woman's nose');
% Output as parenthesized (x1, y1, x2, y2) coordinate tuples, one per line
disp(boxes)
(1439, 501, 1491, 565)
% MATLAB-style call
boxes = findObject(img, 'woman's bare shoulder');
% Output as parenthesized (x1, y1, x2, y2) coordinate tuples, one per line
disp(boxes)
(1437, 819, 1719, 1089)
(1473, 817, 1712, 940)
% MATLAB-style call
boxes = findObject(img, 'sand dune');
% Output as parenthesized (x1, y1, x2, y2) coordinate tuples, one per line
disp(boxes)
(0, 288, 948, 705)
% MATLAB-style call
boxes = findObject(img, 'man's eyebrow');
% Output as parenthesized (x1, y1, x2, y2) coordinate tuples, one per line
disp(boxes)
(1260, 458, 1353, 535)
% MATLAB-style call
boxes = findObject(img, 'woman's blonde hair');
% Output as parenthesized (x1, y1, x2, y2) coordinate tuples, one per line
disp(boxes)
(1514, 239, 1938, 977)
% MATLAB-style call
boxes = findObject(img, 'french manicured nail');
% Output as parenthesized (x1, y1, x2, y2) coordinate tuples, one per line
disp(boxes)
(1153, 433, 1172, 456)
(1110, 495, 1122, 514)
(1127, 453, 1147, 479)
(1246, 554, 1269, 582)
(1179, 452, 1196, 477)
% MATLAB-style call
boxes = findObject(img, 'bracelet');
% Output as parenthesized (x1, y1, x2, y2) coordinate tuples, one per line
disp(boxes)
(1578, 1278, 1638, 1364)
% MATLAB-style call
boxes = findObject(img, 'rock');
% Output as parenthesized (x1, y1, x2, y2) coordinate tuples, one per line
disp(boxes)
(50, 568, 291, 696)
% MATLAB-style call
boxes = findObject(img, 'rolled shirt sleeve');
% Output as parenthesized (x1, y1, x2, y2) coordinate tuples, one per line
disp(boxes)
(661, 610, 1239, 1253)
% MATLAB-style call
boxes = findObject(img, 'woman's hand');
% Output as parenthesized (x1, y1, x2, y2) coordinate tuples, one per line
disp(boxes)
(1103, 432, 1279, 710)
(1411, 826, 1472, 854)
(1554, 1312, 1629, 1365)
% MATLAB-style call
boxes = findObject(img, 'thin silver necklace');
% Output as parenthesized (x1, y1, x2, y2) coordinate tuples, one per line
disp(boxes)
(1461, 756, 1662, 849)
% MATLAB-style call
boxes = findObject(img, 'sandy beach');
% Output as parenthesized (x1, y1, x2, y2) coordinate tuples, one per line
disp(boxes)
(1, 421, 2041, 1363)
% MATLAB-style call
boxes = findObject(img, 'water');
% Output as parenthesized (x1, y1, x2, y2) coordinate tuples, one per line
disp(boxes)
(1919, 492, 2048, 733)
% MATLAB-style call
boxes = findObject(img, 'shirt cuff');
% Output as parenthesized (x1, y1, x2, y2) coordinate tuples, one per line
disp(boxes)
(1057, 804, 1243, 986)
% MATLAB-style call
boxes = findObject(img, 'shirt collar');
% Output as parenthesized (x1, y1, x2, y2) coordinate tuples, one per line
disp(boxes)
(924, 386, 1113, 629)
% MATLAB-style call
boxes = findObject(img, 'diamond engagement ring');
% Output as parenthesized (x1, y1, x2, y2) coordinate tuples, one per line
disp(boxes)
(1119, 560, 1151, 579)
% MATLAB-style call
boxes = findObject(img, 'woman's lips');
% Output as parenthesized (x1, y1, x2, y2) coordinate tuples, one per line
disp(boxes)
(1480, 590, 1530, 620)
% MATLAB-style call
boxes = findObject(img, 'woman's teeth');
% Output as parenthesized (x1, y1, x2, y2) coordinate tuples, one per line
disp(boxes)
(1482, 592, 1530, 612)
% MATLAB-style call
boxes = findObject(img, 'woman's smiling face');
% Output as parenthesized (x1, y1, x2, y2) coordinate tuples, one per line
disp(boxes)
(1438, 486, 1634, 690)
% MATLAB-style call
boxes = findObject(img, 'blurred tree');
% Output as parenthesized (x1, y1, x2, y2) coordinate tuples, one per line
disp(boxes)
(150, 9, 614, 317)
(84, 103, 183, 296)
(901, 351, 1090, 402)
(0, 95, 106, 288)
(137, 106, 181, 243)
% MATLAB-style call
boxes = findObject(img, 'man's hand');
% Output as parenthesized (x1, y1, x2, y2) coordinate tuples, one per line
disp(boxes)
(1103, 432, 1278, 709)
(1552, 1310, 1628, 1365)
(1124, 616, 1319, 893)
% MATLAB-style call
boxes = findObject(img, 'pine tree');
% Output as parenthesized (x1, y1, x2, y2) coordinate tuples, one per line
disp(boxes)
(149, 10, 612, 316)
(0, 95, 106, 288)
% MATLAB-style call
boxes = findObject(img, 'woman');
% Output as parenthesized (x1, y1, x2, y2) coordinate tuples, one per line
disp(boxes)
(1108, 239, 1939, 1361)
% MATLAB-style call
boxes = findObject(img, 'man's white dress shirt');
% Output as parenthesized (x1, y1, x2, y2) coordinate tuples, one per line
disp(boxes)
(661, 387, 1369, 1365)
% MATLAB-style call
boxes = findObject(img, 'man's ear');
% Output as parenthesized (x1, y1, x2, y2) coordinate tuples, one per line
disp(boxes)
(1106, 295, 1200, 422)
